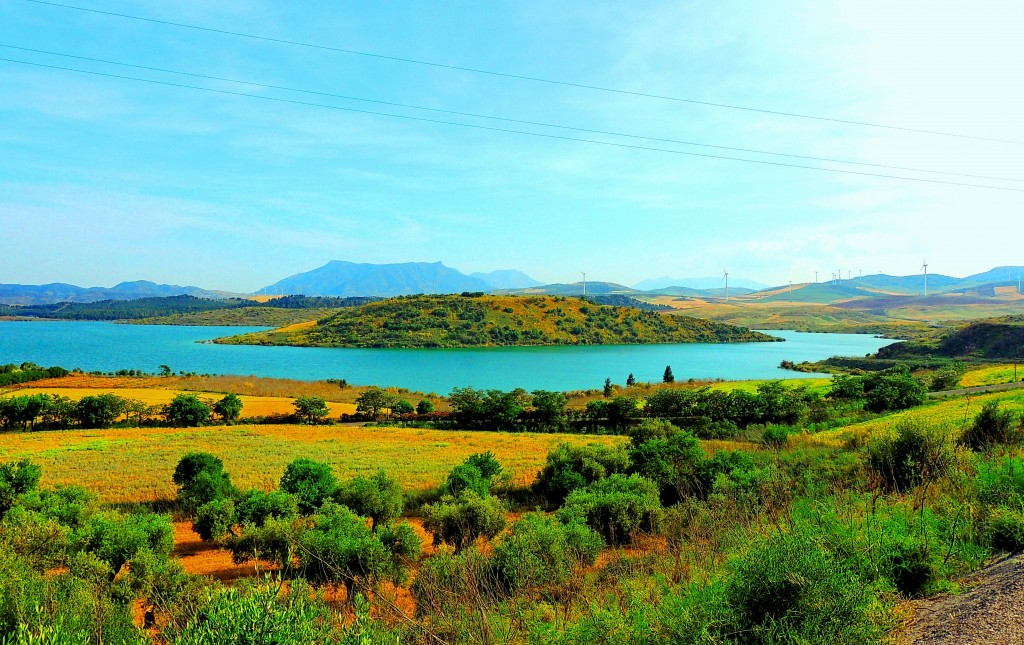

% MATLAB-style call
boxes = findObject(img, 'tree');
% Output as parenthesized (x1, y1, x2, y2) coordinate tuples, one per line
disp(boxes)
(864, 366, 926, 413)
(529, 390, 568, 432)
(74, 394, 126, 429)
(603, 378, 613, 398)
(158, 365, 172, 377)
(280, 458, 337, 514)
(626, 373, 636, 387)
(421, 491, 506, 551)
(293, 396, 329, 424)
(334, 470, 403, 529)
(166, 394, 211, 427)
(416, 399, 434, 415)
(663, 365, 675, 383)
(393, 399, 415, 415)
(0, 458, 42, 517)
(354, 387, 396, 420)
(213, 394, 243, 422)
(173, 452, 235, 511)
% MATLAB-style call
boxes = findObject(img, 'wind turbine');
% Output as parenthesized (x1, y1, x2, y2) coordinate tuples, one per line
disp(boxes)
(814, 271, 818, 284)
(921, 260, 929, 297)
(722, 270, 730, 302)
(581, 272, 587, 297)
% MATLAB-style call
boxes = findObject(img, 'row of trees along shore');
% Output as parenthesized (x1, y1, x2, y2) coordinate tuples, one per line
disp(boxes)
(0, 364, 928, 435)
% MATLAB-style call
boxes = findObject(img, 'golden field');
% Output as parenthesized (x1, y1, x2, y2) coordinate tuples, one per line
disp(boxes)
(0, 424, 625, 504)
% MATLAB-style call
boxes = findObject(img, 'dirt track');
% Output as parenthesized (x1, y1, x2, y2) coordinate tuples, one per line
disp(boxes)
(900, 553, 1024, 644)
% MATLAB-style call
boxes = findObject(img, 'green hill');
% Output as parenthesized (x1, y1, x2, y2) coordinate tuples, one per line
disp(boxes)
(215, 294, 779, 348)
(878, 315, 1024, 360)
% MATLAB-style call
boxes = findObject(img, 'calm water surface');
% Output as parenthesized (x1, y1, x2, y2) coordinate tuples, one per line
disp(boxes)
(0, 321, 895, 392)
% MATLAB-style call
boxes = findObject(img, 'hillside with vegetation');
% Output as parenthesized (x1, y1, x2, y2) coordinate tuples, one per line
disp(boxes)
(878, 315, 1024, 361)
(216, 294, 777, 348)
(0, 295, 378, 324)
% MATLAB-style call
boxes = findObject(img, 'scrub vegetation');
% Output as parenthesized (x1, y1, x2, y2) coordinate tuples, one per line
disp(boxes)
(216, 294, 777, 348)
(3, 362, 1024, 643)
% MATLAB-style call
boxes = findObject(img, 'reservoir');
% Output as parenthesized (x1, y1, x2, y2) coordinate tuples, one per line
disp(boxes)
(0, 321, 894, 393)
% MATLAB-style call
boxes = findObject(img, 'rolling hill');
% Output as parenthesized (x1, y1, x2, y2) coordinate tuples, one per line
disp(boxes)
(215, 294, 778, 348)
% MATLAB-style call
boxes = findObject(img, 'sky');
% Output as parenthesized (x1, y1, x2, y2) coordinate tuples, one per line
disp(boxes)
(1, 0, 1023, 292)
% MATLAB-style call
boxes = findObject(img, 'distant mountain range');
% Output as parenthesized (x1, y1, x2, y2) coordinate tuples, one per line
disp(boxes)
(0, 281, 233, 306)
(4, 264, 1022, 306)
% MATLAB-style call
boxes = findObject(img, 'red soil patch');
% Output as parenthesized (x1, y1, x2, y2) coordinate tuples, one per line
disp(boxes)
(172, 521, 272, 584)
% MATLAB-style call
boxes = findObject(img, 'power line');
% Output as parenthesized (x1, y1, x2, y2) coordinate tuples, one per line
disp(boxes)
(23, 0, 1024, 146)
(3, 56, 1024, 194)
(3, 43, 1020, 185)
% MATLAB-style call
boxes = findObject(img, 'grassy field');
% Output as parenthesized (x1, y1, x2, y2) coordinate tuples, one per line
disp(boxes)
(813, 389, 1024, 446)
(0, 424, 626, 503)
(961, 364, 1023, 387)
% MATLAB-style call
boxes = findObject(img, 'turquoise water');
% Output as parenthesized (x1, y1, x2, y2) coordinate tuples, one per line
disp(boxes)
(0, 321, 894, 392)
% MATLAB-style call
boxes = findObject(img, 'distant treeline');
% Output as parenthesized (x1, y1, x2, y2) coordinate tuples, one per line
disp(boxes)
(0, 363, 70, 387)
(0, 294, 379, 321)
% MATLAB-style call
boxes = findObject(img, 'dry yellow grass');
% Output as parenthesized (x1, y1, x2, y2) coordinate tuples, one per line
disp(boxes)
(813, 390, 1024, 445)
(0, 424, 625, 504)
(961, 364, 1022, 388)
(2, 387, 356, 418)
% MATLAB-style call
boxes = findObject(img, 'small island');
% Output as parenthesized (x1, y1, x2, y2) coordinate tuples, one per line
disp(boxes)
(214, 294, 781, 348)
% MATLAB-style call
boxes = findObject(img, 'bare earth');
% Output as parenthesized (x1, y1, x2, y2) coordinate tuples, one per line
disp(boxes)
(900, 553, 1024, 644)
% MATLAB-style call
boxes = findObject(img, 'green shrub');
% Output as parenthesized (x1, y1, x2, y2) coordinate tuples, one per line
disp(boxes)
(533, 442, 630, 505)
(421, 491, 506, 550)
(0, 459, 41, 518)
(493, 513, 602, 594)
(410, 546, 497, 618)
(557, 474, 661, 546)
(628, 429, 706, 504)
(22, 485, 95, 528)
(930, 362, 965, 391)
(296, 503, 417, 596)
(226, 516, 300, 571)
(727, 528, 883, 644)
(960, 401, 1021, 451)
(393, 399, 415, 415)
(975, 456, 1024, 506)
(441, 463, 491, 498)
(867, 418, 952, 492)
(761, 424, 790, 448)
(165, 394, 212, 427)
(163, 577, 371, 645)
(234, 489, 298, 527)
(334, 470, 403, 529)
(280, 458, 337, 514)
(172, 453, 235, 511)
(988, 507, 1024, 552)
(78, 510, 174, 575)
(194, 498, 235, 542)
(464, 451, 503, 480)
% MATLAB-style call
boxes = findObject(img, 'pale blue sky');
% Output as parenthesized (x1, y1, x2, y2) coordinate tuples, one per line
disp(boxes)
(1, 0, 1022, 292)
